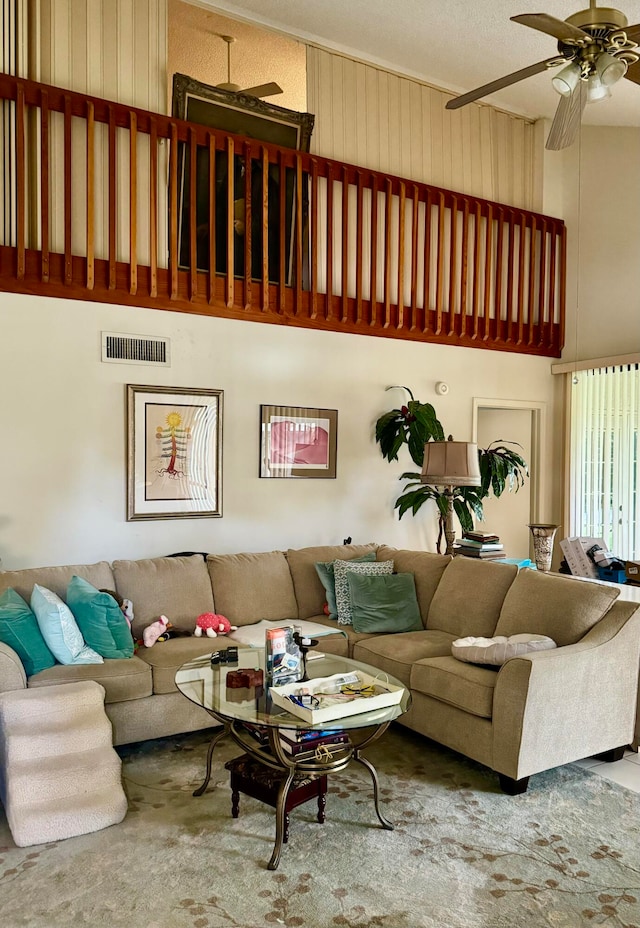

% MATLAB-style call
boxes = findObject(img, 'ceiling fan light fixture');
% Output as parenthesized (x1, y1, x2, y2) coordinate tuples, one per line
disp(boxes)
(586, 71, 612, 103)
(596, 51, 628, 85)
(551, 61, 582, 96)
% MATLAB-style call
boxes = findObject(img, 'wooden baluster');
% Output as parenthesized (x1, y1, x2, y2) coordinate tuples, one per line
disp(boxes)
(261, 145, 269, 312)
(169, 122, 178, 300)
(243, 142, 252, 310)
(149, 117, 158, 298)
(547, 224, 557, 351)
(64, 94, 72, 285)
(108, 106, 117, 291)
(295, 153, 303, 317)
(40, 90, 50, 283)
(383, 178, 392, 329)
(355, 170, 363, 324)
(129, 111, 137, 296)
(226, 136, 235, 309)
(517, 214, 526, 345)
(369, 174, 378, 328)
(422, 190, 432, 334)
(86, 101, 95, 290)
(341, 165, 348, 323)
(459, 198, 469, 338)
(493, 207, 504, 343)
(483, 203, 493, 342)
(435, 192, 445, 335)
(16, 85, 25, 280)
(309, 157, 318, 319)
(208, 134, 216, 305)
(538, 219, 548, 347)
(397, 181, 406, 330)
(558, 225, 567, 354)
(409, 185, 419, 331)
(189, 126, 197, 301)
(326, 165, 333, 321)
(471, 202, 483, 339)
(278, 149, 286, 314)
(448, 195, 458, 337)
(505, 209, 515, 343)
(527, 216, 537, 345)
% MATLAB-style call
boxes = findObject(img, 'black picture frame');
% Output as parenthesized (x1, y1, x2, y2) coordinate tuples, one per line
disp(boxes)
(171, 73, 315, 284)
(260, 405, 338, 479)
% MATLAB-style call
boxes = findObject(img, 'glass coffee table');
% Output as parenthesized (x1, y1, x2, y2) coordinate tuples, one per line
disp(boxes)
(175, 648, 410, 869)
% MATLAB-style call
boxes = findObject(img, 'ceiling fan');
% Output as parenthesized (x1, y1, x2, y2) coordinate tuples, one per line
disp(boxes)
(446, 2, 640, 150)
(215, 35, 283, 99)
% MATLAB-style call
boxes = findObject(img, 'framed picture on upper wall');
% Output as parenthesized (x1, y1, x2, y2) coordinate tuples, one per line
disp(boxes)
(171, 73, 315, 284)
(260, 405, 337, 479)
(127, 384, 223, 520)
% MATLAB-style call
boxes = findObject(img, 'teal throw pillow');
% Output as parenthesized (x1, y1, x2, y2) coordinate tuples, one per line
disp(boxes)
(314, 552, 377, 619)
(333, 559, 395, 626)
(30, 584, 103, 666)
(67, 576, 134, 660)
(0, 588, 56, 676)
(347, 572, 423, 634)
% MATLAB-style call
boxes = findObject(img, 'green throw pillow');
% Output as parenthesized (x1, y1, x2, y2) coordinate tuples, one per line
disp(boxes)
(0, 588, 56, 676)
(334, 559, 395, 626)
(67, 576, 134, 659)
(347, 572, 423, 634)
(314, 552, 377, 619)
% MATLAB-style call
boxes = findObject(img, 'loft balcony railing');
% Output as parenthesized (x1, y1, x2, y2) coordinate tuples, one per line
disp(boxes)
(0, 73, 566, 356)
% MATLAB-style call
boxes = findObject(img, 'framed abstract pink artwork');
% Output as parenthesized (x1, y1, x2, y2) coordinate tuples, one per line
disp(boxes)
(260, 405, 337, 479)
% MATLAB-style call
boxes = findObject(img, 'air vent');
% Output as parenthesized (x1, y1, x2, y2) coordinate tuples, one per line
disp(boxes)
(101, 332, 171, 367)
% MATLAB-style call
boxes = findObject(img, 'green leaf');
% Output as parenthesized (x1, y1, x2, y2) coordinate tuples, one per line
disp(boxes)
(453, 497, 474, 533)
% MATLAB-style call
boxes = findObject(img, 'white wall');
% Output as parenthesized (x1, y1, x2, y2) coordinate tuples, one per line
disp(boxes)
(0, 292, 560, 569)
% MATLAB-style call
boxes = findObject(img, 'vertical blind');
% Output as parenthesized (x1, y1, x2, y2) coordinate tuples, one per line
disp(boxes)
(570, 365, 640, 559)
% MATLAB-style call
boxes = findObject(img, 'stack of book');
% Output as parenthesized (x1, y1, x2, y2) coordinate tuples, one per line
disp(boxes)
(453, 531, 505, 560)
(278, 728, 349, 761)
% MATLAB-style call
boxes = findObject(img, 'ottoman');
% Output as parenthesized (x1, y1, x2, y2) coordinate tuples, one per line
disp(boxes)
(0, 681, 128, 847)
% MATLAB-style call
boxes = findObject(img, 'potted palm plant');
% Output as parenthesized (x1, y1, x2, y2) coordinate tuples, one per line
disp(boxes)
(375, 386, 528, 553)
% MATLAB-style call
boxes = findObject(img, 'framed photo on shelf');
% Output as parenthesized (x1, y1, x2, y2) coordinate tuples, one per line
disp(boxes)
(260, 405, 337, 479)
(127, 384, 223, 521)
(171, 73, 314, 284)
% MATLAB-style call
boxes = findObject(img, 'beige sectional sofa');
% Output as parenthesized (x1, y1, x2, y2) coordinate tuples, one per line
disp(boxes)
(1, 543, 639, 794)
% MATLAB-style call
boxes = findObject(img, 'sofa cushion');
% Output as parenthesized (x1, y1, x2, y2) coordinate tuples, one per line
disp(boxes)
(348, 572, 423, 634)
(31, 585, 103, 665)
(112, 556, 215, 639)
(353, 629, 458, 687)
(0, 561, 115, 604)
(27, 655, 152, 703)
(376, 547, 451, 626)
(135, 637, 225, 694)
(66, 576, 134, 660)
(0, 588, 56, 676)
(334, 559, 394, 625)
(427, 558, 518, 637)
(494, 570, 620, 647)
(410, 656, 498, 719)
(286, 544, 378, 619)
(206, 551, 298, 627)
(315, 552, 377, 619)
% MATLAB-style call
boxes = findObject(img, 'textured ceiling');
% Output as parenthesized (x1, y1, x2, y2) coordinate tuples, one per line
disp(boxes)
(196, 0, 640, 126)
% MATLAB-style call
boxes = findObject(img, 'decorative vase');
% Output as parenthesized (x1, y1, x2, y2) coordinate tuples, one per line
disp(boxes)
(527, 524, 559, 572)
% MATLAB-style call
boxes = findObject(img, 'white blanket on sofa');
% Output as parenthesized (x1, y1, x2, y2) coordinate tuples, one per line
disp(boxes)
(228, 619, 345, 649)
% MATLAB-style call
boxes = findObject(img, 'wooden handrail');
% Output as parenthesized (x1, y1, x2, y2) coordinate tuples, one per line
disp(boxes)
(0, 72, 566, 357)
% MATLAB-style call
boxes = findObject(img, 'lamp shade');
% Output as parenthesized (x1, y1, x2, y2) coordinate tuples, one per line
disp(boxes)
(420, 440, 481, 487)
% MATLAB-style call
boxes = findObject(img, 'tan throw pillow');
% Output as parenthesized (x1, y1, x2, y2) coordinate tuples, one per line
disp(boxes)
(494, 570, 620, 647)
(452, 633, 557, 665)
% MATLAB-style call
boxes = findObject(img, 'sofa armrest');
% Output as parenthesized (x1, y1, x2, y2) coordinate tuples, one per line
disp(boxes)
(491, 601, 640, 780)
(0, 642, 28, 693)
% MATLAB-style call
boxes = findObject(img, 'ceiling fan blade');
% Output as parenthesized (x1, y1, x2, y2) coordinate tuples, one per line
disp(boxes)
(511, 13, 590, 44)
(446, 57, 565, 110)
(624, 59, 640, 85)
(624, 23, 640, 43)
(545, 81, 587, 151)
(242, 82, 283, 98)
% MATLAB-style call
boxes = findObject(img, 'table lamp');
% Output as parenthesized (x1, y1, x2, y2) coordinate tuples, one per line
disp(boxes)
(420, 437, 482, 556)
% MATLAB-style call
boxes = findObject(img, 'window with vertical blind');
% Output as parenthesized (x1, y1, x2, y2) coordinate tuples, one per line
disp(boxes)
(569, 365, 640, 559)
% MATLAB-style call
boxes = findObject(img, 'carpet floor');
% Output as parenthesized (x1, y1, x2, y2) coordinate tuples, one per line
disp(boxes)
(1, 726, 639, 928)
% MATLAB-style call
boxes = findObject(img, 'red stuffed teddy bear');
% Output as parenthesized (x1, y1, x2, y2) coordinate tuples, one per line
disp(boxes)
(194, 613, 237, 639)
